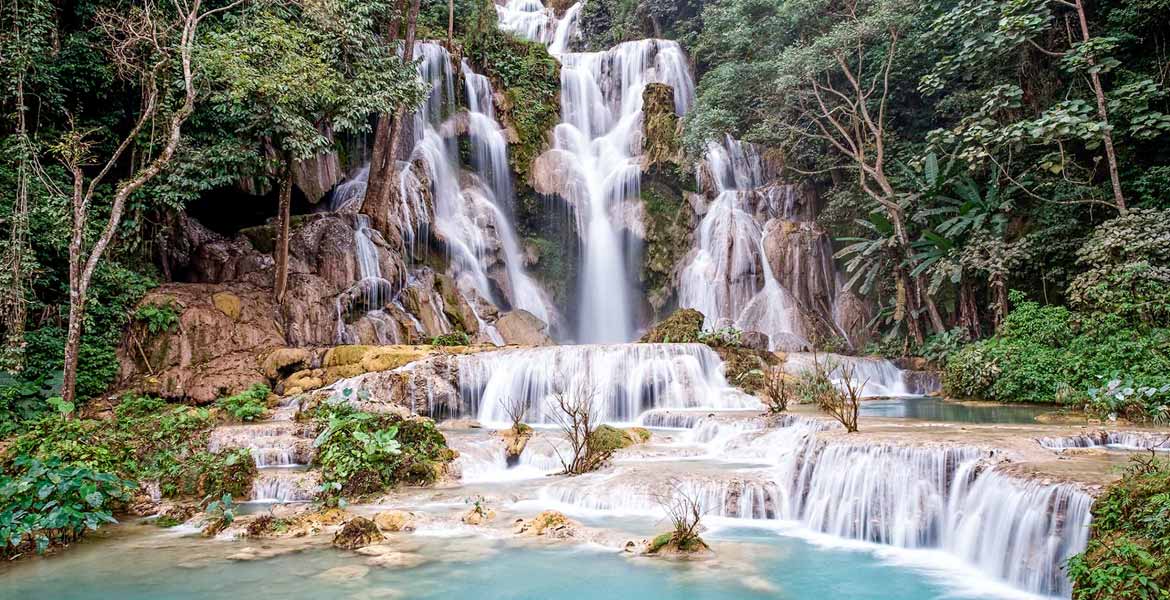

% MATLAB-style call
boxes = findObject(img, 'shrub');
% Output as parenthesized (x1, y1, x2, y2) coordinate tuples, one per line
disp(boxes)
(943, 293, 1170, 408)
(0, 456, 134, 557)
(215, 384, 269, 421)
(429, 331, 471, 347)
(1068, 457, 1170, 600)
(311, 399, 452, 502)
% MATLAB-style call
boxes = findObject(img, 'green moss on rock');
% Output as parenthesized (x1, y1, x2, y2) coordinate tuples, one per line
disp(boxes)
(640, 309, 705, 343)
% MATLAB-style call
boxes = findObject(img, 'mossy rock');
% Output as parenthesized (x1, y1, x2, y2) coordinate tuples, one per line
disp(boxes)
(640, 309, 705, 344)
(284, 369, 324, 393)
(715, 346, 777, 394)
(333, 516, 385, 550)
(625, 427, 651, 444)
(360, 346, 429, 373)
(211, 291, 242, 321)
(647, 532, 711, 556)
(322, 364, 366, 385)
(324, 345, 374, 368)
(588, 424, 634, 454)
(262, 348, 312, 380)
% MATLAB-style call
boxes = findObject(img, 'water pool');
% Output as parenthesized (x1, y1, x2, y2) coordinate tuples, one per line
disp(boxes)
(0, 521, 1033, 600)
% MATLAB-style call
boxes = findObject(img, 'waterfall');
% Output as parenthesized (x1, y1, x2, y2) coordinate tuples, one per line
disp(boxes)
(455, 343, 760, 424)
(541, 414, 1092, 596)
(461, 60, 556, 328)
(782, 352, 939, 397)
(1038, 430, 1170, 452)
(678, 136, 811, 350)
(505, 4, 694, 342)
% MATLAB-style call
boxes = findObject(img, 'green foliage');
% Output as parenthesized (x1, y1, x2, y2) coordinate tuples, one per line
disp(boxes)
(697, 327, 743, 348)
(1085, 377, 1170, 425)
(587, 424, 633, 455)
(1068, 208, 1170, 326)
(215, 384, 270, 422)
(311, 396, 452, 502)
(133, 302, 179, 336)
(464, 9, 560, 179)
(429, 331, 472, 347)
(1068, 457, 1170, 600)
(0, 456, 134, 557)
(944, 293, 1170, 406)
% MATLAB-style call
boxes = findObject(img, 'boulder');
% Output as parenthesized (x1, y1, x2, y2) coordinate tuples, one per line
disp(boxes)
(461, 505, 496, 526)
(372, 510, 416, 533)
(261, 348, 312, 380)
(530, 149, 585, 200)
(333, 516, 385, 550)
(740, 331, 770, 351)
(496, 310, 552, 346)
(514, 510, 579, 539)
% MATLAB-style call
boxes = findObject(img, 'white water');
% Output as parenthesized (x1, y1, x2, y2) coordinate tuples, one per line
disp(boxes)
(783, 352, 938, 397)
(456, 343, 759, 425)
(679, 136, 812, 350)
(1038, 430, 1170, 452)
(538, 413, 1091, 597)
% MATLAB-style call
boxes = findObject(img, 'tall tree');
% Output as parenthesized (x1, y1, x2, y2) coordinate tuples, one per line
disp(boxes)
(55, 0, 246, 406)
(361, 0, 422, 240)
(200, 0, 426, 305)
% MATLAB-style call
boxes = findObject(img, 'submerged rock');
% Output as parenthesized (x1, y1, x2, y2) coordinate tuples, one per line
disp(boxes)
(315, 564, 370, 582)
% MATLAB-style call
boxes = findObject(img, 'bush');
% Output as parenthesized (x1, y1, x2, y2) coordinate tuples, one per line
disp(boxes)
(0, 456, 134, 557)
(429, 331, 471, 347)
(311, 399, 453, 502)
(943, 293, 1170, 408)
(1068, 457, 1170, 600)
(215, 384, 269, 421)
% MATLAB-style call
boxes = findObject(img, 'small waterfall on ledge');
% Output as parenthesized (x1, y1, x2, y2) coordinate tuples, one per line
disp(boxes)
(454, 343, 759, 424)
(1038, 430, 1170, 452)
(782, 352, 939, 397)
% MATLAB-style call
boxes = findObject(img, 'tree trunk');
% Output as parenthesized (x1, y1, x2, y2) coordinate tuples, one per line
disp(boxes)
(1073, 0, 1126, 214)
(992, 274, 1009, 331)
(274, 156, 294, 305)
(362, 0, 414, 236)
(447, 0, 454, 46)
(895, 268, 925, 347)
(62, 174, 87, 407)
(920, 277, 947, 334)
(959, 278, 982, 339)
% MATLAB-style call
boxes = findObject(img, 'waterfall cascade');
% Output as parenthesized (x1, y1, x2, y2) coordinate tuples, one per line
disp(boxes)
(1038, 430, 1170, 452)
(542, 414, 1092, 597)
(455, 343, 759, 425)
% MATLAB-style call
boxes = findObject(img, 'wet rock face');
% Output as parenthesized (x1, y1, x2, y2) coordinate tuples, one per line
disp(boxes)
(496, 310, 553, 345)
(641, 83, 681, 170)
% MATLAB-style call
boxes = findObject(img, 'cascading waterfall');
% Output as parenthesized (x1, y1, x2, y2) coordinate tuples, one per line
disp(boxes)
(456, 343, 760, 424)
(679, 136, 810, 350)
(461, 60, 556, 327)
(504, 3, 694, 342)
(783, 352, 939, 397)
(1038, 430, 1170, 452)
(542, 413, 1092, 596)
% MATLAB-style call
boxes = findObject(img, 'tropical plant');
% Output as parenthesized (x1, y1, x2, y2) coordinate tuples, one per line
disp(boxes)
(214, 384, 270, 422)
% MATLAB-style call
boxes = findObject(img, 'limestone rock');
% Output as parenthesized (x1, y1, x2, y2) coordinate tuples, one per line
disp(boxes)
(333, 516, 385, 550)
(315, 565, 370, 581)
(641, 83, 681, 170)
(372, 510, 416, 533)
(530, 149, 585, 200)
(514, 511, 580, 539)
(364, 551, 429, 569)
(461, 506, 495, 526)
(740, 331, 770, 351)
(496, 310, 552, 346)
(212, 291, 242, 321)
(261, 348, 312, 380)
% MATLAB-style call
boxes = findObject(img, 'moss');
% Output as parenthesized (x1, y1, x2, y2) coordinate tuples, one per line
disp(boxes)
(588, 424, 634, 455)
(649, 532, 673, 553)
(464, 11, 560, 182)
(640, 181, 693, 316)
(642, 83, 681, 168)
(626, 427, 651, 443)
(323, 345, 373, 367)
(648, 531, 710, 555)
(239, 224, 276, 254)
(715, 346, 776, 394)
(525, 234, 575, 308)
(640, 309, 705, 343)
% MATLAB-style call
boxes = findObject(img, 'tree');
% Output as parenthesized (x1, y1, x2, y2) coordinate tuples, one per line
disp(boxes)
(923, 0, 1170, 216)
(806, 355, 864, 432)
(361, 0, 423, 240)
(55, 0, 246, 406)
(200, 0, 426, 304)
(547, 373, 606, 475)
(648, 478, 708, 554)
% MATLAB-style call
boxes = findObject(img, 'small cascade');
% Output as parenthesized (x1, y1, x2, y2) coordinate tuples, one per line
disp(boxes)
(450, 431, 566, 483)
(455, 343, 760, 424)
(541, 414, 1091, 596)
(782, 352, 938, 397)
(495, 0, 558, 44)
(335, 214, 403, 345)
(207, 395, 320, 502)
(679, 136, 811, 350)
(1038, 431, 1170, 452)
